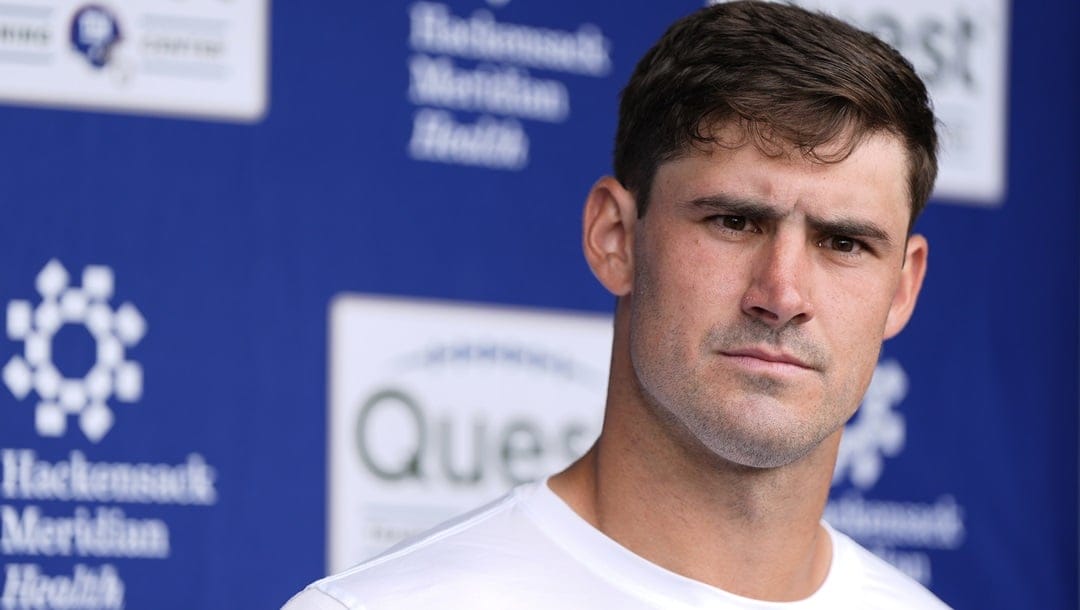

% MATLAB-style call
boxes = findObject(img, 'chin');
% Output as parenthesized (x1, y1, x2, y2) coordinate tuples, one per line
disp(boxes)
(684, 396, 833, 470)
(690, 424, 814, 469)
(707, 433, 819, 470)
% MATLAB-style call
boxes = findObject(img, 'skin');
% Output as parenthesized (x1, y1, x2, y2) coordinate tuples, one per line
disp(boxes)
(549, 127, 928, 601)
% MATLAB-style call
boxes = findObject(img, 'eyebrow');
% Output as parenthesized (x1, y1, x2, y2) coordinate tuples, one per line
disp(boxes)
(683, 194, 895, 246)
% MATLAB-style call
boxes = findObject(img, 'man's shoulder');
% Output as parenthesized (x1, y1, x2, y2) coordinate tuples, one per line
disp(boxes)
(283, 487, 548, 610)
(829, 526, 952, 609)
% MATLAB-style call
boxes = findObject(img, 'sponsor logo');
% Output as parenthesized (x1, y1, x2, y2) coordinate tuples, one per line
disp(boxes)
(405, 2, 612, 170)
(3, 260, 145, 443)
(70, 5, 123, 69)
(828, 360, 967, 586)
(0, 260, 220, 609)
(328, 296, 611, 571)
(0, 1, 266, 121)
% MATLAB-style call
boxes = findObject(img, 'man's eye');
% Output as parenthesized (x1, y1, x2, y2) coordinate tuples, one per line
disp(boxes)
(822, 236, 861, 254)
(720, 216, 748, 231)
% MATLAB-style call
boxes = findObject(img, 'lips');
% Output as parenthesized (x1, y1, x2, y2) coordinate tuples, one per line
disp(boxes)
(719, 347, 815, 372)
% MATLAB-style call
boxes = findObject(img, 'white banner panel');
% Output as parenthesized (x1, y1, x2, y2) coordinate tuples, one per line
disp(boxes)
(0, 1, 268, 121)
(713, 0, 1010, 205)
(328, 295, 612, 573)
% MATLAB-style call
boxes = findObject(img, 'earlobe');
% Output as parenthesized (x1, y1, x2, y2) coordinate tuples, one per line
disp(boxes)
(582, 177, 637, 296)
(883, 234, 928, 339)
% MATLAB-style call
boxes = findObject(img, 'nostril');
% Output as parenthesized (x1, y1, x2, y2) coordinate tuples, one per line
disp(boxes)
(749, 306, 779, 321)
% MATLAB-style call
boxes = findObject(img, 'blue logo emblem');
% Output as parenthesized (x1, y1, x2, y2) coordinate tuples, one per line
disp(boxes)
(70, 5, 122, 68)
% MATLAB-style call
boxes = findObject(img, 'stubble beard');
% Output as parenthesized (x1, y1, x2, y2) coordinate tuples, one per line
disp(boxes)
(630, 302, 861, 471)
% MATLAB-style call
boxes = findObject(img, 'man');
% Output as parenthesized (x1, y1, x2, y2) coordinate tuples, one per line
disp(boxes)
(285, 2, 948, 607)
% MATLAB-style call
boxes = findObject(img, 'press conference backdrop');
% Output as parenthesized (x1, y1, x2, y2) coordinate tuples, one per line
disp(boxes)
(0, 1, 1074, 608)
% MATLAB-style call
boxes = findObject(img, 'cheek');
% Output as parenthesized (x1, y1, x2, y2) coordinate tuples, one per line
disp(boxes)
(630, 239, 713, 366)
(632, 250, 686, 344)
(817, 274, 894, 398)
(819, 265, 897, 337)
(653, 233, 746, 306)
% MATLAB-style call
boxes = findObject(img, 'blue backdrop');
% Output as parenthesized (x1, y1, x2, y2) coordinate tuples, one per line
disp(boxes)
(0, 1, 1075, 609)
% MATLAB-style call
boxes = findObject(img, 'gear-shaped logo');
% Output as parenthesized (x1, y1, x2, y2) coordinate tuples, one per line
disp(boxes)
(833, 359, 908, 490)
(2, 259, 145, 442)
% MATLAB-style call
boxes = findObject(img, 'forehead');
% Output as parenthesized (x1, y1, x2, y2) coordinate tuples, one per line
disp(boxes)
(651, 132, 912, 235)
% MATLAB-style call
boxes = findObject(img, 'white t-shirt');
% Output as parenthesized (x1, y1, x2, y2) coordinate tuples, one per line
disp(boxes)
(283, 480, 950, 609)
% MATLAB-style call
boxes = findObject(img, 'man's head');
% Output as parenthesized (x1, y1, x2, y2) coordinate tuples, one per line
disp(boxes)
(584, 1, 937, 470)
(614, 1, 937, 230)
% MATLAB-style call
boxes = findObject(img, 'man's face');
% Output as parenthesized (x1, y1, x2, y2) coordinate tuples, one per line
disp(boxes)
(626, 130, 921, 469)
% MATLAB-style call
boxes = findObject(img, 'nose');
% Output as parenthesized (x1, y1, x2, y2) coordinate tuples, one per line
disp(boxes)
(741, 233, 814, 329)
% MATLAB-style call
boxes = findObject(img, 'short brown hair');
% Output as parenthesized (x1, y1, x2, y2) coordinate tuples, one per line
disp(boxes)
(614, 1, 938, 227)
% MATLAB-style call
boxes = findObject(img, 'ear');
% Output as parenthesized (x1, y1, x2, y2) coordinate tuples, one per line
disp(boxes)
(582, 177, 638, 296)
(883, 234, 928, 339)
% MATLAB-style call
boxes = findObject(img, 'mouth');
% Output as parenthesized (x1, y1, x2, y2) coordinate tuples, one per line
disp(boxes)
(718, 347, 816, 374)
